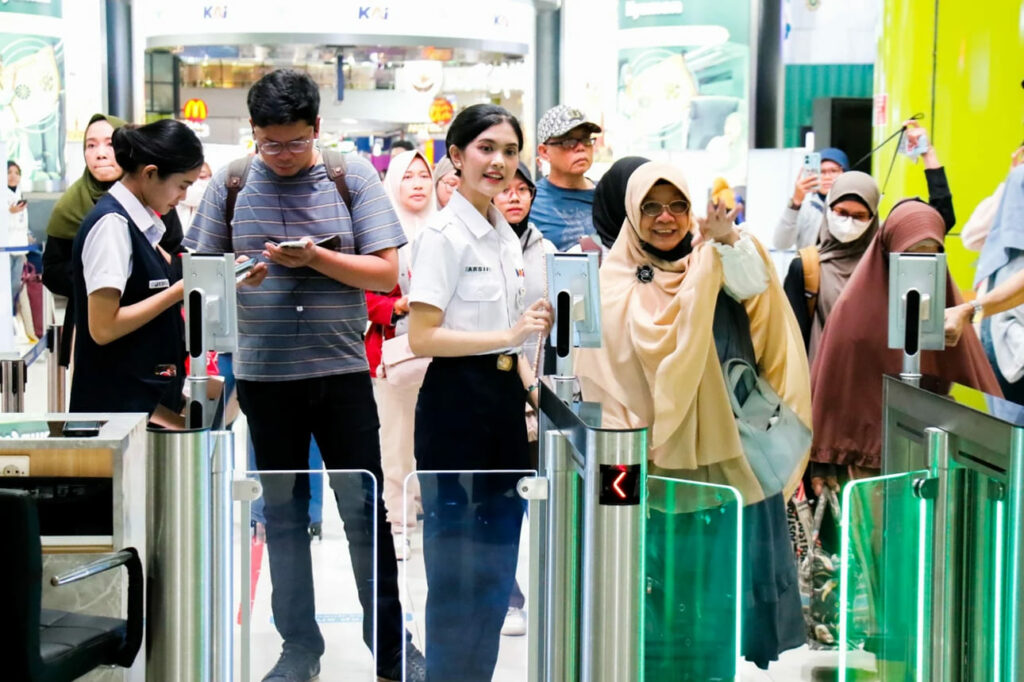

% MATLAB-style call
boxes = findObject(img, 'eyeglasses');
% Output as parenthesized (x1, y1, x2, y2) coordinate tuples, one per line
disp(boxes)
(499, 185, 533, 199)
(545, 137, 596, 151)
(640, 200, 689, 217)
(258, 138, 315, 156)
(439, 177, 460, 189)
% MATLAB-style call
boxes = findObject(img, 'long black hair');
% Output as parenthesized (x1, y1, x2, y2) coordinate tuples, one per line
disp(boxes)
(112, 119, 203, 178)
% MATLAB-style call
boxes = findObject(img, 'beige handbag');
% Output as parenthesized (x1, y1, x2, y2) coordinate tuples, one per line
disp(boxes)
(380, 334, 431, 388)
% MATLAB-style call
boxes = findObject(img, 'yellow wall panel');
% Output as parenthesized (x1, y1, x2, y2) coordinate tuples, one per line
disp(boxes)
(874, 0, 1024, 291)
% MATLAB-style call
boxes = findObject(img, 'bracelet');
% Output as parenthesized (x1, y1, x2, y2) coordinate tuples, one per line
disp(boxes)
(525, 382, 539, 393)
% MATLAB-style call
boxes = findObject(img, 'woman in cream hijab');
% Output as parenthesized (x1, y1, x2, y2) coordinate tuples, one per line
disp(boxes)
(367, 149, 435, 558)
(576, 161, 811, 671)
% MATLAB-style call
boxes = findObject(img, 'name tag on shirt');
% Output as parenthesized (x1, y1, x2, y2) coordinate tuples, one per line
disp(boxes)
(149, 278, 170, 289)
(465, 265, 492, 273)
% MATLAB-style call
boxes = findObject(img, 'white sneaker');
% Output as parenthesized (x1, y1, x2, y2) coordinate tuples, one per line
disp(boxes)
(501, 607, 527, 636)
(393, 533, 410, 561)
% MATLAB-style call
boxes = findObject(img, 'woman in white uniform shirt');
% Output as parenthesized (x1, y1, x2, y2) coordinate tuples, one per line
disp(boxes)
(408, 104, 552, 681)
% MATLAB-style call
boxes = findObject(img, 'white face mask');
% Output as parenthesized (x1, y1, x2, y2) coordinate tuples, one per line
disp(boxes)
(826, 211, 872, 243)
(184, 178, 210, 208)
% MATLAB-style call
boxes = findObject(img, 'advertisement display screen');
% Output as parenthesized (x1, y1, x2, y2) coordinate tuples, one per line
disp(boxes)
(0, 0, 66, 185)
(615, 0, 750, 183)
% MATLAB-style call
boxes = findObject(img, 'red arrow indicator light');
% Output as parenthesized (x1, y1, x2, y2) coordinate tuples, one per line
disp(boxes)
(612, 471, 628, 499)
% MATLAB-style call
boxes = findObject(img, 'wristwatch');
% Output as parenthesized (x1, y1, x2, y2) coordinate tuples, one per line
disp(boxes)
(970, 300, 984, 325)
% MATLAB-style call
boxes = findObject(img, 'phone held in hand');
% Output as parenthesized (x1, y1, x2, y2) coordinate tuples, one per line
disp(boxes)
(234, 257, 256, 282)
(277, 239, 307, 249)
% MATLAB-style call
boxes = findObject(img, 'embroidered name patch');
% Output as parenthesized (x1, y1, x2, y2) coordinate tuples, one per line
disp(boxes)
(149, 278, 170, 289)
(465, 265, 492, 272)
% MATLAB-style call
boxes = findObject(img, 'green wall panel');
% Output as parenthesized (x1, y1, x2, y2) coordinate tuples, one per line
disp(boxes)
(783, 64, 874, 148)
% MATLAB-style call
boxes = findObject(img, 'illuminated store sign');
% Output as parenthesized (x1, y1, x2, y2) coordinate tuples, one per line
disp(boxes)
(143, 0, 532, 55)
(183, 98, 208, 122)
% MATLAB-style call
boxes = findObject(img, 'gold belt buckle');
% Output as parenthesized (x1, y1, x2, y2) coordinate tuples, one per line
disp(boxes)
(496, 354, 514, 372)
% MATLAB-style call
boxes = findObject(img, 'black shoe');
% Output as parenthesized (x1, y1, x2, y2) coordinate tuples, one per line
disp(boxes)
(262, 645, 320, 682)
(308, 521, 322, 542)
(377, 642, 426, 682)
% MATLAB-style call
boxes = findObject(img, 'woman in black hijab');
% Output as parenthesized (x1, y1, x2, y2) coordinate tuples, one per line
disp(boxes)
(591, 156, 650, 249)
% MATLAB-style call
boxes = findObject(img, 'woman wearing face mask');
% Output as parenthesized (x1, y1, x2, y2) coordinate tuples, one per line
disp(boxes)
(408, 104, 552, 680)
(175, 161, 212, 230)
(784, 153, 955, 361)
(575, 161, 811, 672)
(433, 156, 459, 209)
(69, 120, 248, 425)
(366, 149, 434, 560)
(43, 113, 188, 366)
(811, 200, 1000, 479)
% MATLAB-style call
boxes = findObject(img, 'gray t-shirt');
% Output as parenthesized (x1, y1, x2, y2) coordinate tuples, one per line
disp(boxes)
(184, 154, 406, 381)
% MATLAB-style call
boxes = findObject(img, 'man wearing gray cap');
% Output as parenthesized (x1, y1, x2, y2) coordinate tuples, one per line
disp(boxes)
(532, 104, 602, 251)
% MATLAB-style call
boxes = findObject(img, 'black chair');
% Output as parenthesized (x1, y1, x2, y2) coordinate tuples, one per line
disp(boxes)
(0, 488, 143, 681)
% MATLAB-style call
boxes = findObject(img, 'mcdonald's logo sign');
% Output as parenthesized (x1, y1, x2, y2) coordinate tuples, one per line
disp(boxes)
(183, 98, 208, 122)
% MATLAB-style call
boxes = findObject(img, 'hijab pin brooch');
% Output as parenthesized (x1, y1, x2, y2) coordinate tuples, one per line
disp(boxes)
(636, 264, 654, 283)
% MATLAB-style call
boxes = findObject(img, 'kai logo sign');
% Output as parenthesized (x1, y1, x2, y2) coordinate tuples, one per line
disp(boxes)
(357, 6, 389, 20)
(203, 5, 228, 19)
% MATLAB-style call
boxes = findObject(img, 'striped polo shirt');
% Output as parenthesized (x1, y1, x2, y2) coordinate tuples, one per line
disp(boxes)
(184, 154, 406, 381)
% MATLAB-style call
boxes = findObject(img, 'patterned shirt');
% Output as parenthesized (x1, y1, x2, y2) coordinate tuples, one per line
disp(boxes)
(184, 154, 406, 381)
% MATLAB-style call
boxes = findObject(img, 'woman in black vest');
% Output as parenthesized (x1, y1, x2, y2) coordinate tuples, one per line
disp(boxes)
(70, 120, 209, 425)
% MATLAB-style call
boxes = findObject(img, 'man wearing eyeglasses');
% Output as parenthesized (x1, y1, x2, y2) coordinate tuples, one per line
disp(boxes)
(532, 104, 603, 251)
(184, 69, 424, 682)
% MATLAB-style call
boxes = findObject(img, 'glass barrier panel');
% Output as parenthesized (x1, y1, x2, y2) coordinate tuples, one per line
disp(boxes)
(235, 469, 382, 682)
(403, 469, 535, 682)
(839, 470, 929, 682)
(645, 476, 742, 682)
(962, 468, 1006, 682)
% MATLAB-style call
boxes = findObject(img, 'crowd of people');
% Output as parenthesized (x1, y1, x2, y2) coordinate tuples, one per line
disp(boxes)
(22, 65, 1024, 681)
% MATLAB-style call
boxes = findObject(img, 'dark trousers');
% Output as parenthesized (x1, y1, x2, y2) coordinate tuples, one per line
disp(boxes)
(414, 355, 529, 682)
(237, 372, 405, 662)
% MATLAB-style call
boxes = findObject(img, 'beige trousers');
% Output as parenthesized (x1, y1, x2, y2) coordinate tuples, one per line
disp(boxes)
(373, 375, 422, 534)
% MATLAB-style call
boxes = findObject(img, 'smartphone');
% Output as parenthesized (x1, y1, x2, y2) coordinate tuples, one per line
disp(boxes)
(234, 257, 255, 282)
(62, 420, 102, 437)
(16, 199, 27, 207)
(803, 152, 821, 190)
(277, 239, 307, 249)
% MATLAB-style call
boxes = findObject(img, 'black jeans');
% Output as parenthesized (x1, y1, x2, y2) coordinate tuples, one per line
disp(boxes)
(237, 372, 405, 662)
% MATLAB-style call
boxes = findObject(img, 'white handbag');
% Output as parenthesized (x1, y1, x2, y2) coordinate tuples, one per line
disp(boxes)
(380, 334, 431, 388)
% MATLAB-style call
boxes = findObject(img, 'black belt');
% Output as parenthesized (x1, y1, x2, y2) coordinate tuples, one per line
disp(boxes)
(431, 353, 518, 373)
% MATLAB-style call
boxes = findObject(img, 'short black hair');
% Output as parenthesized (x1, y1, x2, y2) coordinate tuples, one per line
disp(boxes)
(445, 104, 523, 166)
(391, 139, 415, 152)
(247, 69, 320, 128)
(112, 119, 204, 178)
(6, 160, 19, 173)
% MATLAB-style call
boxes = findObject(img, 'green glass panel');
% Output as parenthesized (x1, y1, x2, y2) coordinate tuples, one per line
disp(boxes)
(839, 470, 928, 682)
(645, 476, 741, 682)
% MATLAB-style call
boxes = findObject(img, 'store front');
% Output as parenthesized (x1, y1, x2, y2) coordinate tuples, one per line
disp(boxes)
(136, 0, 536, 169)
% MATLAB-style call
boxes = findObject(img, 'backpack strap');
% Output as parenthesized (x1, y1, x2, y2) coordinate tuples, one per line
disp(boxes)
(224, 155, 255, 245)
(321, 147, 353, 215)
(222, 150, 353, 246)
(799, 245, 821, 320)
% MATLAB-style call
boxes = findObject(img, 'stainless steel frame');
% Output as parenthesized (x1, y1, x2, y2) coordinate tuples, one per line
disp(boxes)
(883, 376, 1024, 682)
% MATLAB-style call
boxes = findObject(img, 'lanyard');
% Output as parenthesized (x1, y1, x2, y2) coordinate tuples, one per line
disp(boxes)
(850, 112, 925, 197)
